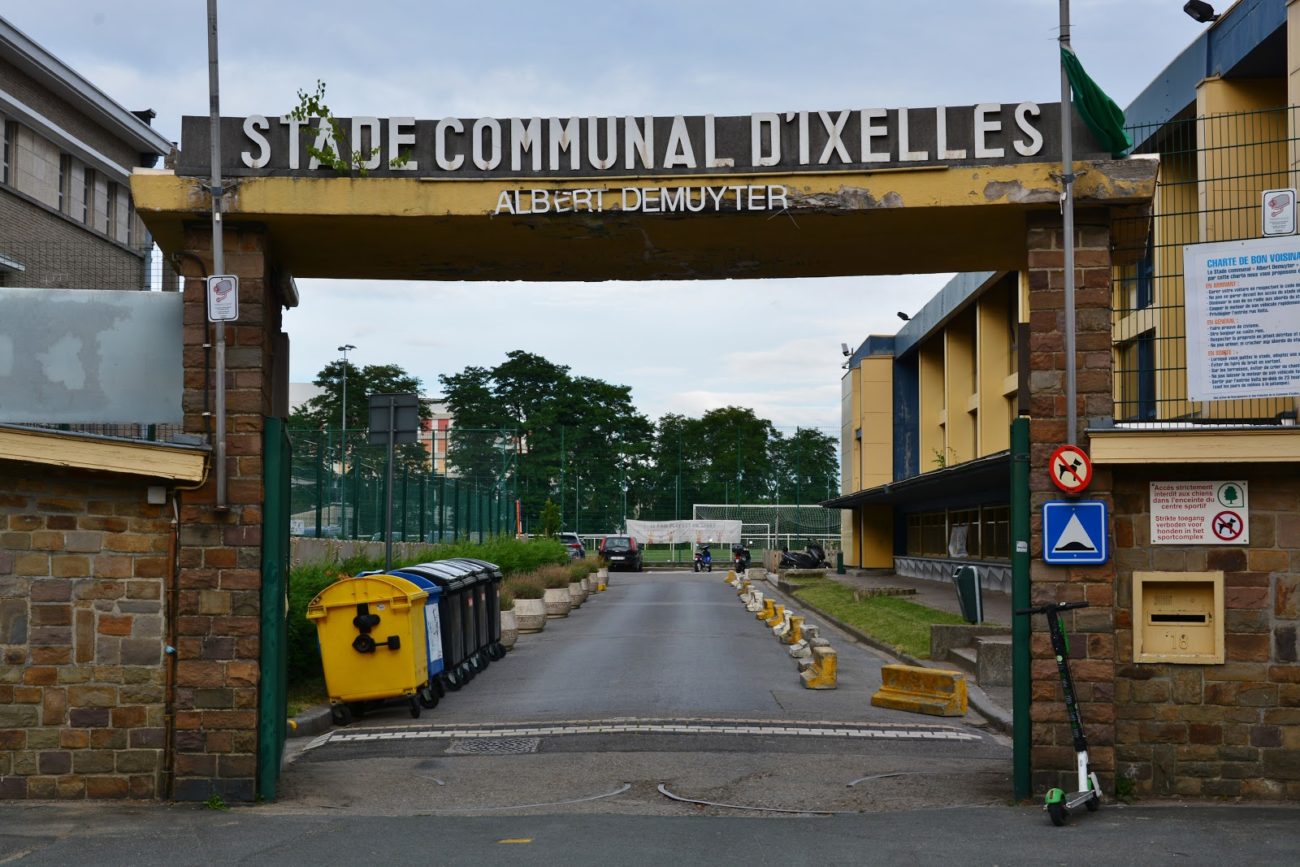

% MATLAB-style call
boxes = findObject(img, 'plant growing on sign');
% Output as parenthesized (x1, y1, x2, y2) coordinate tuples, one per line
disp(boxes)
(288, 80, 410, 175)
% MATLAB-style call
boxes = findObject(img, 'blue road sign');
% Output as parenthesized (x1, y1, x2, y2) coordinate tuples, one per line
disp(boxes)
(1042, 500, 1108, 565)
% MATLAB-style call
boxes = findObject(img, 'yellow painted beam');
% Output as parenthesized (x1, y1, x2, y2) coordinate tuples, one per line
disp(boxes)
(132, 159, 1157, 282)
(0, 426, 207, 482)
(1090, 429, 1300, 464)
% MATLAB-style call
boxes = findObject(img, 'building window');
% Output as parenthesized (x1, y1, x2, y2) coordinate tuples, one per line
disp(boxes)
(106, 181, 118, 239)
(58, 154, 71, 213)
(1135, 331, 1156, 420)
(949, 508, 980, 558)
(980, 506, 1009, 560)
(2, 120, 15, 185)
(82, 167, 95, 223)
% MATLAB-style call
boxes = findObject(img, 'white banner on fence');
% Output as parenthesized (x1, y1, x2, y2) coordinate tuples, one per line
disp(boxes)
(626, 519, 742, 545)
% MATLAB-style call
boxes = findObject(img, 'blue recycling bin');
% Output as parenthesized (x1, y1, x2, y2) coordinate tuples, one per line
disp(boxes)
(394, 561, 480, 689)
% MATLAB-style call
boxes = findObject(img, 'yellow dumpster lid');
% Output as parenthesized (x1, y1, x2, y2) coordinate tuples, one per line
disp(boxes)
(306, 574, 428, 619)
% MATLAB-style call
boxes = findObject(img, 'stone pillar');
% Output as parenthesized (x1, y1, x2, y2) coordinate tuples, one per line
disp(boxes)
(171, 223, 280, 802)
(1026, 211, 1118, 794)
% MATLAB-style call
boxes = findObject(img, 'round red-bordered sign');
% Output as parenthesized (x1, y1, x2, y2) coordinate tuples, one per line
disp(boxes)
(1210, 511, 1245, 541)
(1049, 445, 1093, 494)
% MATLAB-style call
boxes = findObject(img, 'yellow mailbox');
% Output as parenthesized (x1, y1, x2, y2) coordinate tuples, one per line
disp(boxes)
(1132, 571, 1224, 664)
(306, 574, 430, 719)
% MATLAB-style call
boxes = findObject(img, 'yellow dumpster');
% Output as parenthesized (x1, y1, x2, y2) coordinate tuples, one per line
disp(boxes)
(306, 574, 430, 724)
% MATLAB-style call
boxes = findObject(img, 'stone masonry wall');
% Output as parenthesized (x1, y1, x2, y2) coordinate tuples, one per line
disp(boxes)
(0, 466, 170, 799)
(170, 223, 279, 802)
(1112, 465, 1300, 798)
(1025, 211, 1119, 795)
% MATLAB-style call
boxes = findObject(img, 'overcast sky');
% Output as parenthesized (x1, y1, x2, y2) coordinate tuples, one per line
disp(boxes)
(6, 1, 1211, 432)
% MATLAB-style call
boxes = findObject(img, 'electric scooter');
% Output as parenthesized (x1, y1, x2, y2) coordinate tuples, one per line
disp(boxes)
(1014, 599, 1101, 826)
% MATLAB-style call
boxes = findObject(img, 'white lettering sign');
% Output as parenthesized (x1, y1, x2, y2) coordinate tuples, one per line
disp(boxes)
(1150, 481, 1249, 545)
(492, 184, 788, 216)
(1184, 236, 1300, 401)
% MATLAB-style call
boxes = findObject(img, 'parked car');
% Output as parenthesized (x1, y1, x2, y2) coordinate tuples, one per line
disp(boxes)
(599, 535, 642, 571)
(558, 532, 586, 559)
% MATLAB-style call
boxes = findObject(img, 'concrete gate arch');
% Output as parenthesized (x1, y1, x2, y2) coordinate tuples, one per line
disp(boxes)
(130, 106, 1156, 801)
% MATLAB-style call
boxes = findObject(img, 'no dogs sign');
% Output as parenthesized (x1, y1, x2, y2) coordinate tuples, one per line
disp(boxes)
(1048, 445, 1092, 495)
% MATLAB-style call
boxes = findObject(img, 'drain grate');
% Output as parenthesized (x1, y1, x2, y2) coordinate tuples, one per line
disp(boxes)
(445, 737, 541, 755)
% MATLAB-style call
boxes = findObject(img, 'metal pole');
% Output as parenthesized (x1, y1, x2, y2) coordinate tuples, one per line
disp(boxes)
(1011, 416, 1032, 800)
(314, 436, 322, 538)
(338, 344, 355, 505)
(1060, 0, 1078, 445)
(386, 401, 397, 569)
(206, 0, 228, 509)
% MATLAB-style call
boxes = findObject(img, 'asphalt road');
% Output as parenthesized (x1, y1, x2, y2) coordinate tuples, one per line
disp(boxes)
(276, 570, 1010, 816)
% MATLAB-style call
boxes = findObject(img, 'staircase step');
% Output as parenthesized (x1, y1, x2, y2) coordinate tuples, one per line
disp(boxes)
(949, 646, 978, 674)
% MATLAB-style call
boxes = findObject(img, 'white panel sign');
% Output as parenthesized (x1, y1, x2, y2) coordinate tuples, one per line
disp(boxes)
(1262, 188, 1297, 236)
(1150, 481, 1248, 545)
(206, 275, 239, 322)
(1184, 237, 1300, 401)
(625, 519, 742, 545)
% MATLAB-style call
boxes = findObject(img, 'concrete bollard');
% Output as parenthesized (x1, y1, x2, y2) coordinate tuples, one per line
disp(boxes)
(764, 602, 785, 628)
(789, 638, 811, 661)
(780, 614, 804, 646)
(800, 645, 838, 689)
(757, 598, 775, 621)
(871, 664, 968, 717)
(745, 591, 765, 613)
(746, 566, 766, 583)
(738, 580, 751, 597)
(725, 569, 736, 583)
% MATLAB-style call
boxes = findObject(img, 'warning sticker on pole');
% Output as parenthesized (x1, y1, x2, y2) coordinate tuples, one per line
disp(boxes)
(1150, 481, 1248, 545)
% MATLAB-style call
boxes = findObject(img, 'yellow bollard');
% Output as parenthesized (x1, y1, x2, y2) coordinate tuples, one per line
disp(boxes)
(757, 598, 775, 621)
(765, 603, 785, 628)
(725, 569, 736, 582)
(780, 615, 804, 646)
(737, 580, 750, 596)
(800, 646, 837, 689)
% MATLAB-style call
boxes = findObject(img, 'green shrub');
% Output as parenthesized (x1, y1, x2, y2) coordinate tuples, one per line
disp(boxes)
(568, 558, 599, 580)
(504, 576, 544, 599)
(498, 586, 515, 611)
(286, 562, 352, 685)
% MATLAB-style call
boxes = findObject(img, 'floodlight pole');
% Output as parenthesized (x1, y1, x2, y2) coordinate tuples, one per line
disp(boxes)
(206, 0, 228, 508)
(1060, 0, 1078, 445)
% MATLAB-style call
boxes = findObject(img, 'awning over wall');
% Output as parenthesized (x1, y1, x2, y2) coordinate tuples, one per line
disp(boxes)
(822, 451, 1010, 510)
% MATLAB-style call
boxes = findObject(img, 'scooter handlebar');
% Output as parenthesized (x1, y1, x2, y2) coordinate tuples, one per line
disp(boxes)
(1014, 600, 1089, 616)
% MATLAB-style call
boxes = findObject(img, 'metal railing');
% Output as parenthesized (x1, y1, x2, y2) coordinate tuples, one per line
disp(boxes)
(1112, 107, 1300, 426)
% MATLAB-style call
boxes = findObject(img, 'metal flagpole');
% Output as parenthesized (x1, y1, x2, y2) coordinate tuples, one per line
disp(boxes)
(206, 0, 228, 507)
(1060, 0, 1078, 445)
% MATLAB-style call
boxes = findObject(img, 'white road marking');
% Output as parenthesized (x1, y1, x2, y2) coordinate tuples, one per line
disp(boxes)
(305, 720, 983, 751)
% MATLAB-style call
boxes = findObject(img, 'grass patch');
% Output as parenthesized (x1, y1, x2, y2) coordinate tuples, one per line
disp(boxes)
(286, 677, 326, 718)
(792, 580, 967, 659)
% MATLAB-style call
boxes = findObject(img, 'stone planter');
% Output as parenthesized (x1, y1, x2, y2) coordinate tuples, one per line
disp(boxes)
(569, 580, 588, 607)
(500, 608, 519, 649)
(543, 586, 573, 618)
(514, 597, 546, 633)
(582, 576, 595, 596)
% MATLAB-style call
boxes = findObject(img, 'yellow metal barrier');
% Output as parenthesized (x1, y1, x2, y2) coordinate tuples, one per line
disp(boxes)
(799, 645, 837, 689)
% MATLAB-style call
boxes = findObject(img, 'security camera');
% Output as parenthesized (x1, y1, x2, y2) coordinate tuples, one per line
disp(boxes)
(840, 343, 851, 357)
(1183, 1, 1218, 23)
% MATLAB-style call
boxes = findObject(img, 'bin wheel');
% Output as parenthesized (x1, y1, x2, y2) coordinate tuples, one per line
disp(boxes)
(418, 686, 439, 709)
(433, 677, 447, 698)
(463, 663, 476, 683)
(330, 704, 353, 726)
(1047, 802, 1067, 827)
(445, 671, 462, 692)
(408, 696, 421, 719)
(477, 653, 490, 671)
(491, 643, 505, 660)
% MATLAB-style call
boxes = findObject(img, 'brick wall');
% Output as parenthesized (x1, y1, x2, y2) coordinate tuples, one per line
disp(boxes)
(0, 466, 170, 799)
(1112, 465, 1300, 798)
(1025, 211, 1119, 794)
(0, 189, 147, 289)
(170, 222, 280, 802)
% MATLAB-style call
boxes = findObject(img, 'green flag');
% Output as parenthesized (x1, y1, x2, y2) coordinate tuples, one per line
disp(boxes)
(1061, 46, 1132, 158)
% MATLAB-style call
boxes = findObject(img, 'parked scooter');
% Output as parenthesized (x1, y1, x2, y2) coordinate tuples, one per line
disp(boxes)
(779, 543, 828, 569)
(1015, 600, 1101, 826)
(693, 544, 713, 572)
(731, 544, 751, 574)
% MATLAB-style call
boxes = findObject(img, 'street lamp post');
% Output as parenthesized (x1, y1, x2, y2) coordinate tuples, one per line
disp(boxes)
(337, 343, 356, 536)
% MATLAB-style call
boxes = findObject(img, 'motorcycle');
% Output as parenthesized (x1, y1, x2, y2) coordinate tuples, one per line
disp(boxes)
(693, 545, 713, 572)
(731, 544, 751, 574)
(779, 543, 827, 569)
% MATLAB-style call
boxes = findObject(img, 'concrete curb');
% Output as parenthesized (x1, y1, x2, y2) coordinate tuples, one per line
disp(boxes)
(288, 704, 334, 739)
(767, 577, 1014, 736)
